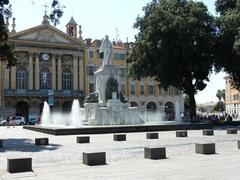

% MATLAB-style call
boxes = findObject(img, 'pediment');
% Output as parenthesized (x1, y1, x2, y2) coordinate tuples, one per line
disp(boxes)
(10, 25, 81, 45)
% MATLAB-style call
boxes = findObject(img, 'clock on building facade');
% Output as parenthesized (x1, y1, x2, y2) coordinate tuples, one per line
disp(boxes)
(41, 53, 50, 61)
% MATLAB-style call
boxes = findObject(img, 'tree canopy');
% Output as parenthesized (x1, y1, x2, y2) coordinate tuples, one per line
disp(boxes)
(128, 0, 216, 119)
(0, 0, 16, 66)
(49, 0, 65, 26)
(215, 0, 240, 88)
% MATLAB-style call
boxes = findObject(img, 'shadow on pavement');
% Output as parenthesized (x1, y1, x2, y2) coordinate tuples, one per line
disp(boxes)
(0, 138, 61, 152)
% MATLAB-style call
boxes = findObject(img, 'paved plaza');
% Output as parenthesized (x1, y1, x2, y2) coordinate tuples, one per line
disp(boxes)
(0, 126, 240, 179)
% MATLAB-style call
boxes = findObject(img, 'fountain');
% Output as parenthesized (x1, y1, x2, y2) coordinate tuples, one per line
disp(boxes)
(23, 35, 209, 135)
(40, 35, 160, 127)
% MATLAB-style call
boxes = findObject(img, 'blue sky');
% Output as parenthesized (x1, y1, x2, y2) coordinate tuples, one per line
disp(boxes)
(10, 0, 225, 103)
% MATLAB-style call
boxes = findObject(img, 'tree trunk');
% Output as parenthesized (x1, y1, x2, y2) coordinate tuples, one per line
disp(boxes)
(186, 89, 196, 121)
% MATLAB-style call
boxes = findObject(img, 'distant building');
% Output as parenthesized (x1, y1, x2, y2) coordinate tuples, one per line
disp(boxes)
(197, 101, 216, 114)
(225, 75, 239, 117)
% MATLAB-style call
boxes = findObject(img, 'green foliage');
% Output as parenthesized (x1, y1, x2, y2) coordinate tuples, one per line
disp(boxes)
(215, 0, 237, 14)
(216, 89, 225, 102)
(128, 0, 216, 119)
(49, 0, 65, 26)
(222, 89, 225, 101)
(215, 0, 240, 89)
(0, 0, 16, 66)
(216, 89, 222, 101)
(213, 101, 225, 112)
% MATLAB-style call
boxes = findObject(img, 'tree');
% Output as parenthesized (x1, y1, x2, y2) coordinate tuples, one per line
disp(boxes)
(48, 0, 65, 26)
(214, 0, 240, 89)
(128, 0, 216, 119)
(222, 89, 225, 102)
(216, 89, 222, 102)
(213, 101, 225, 112)
(0, 0, 16, 66)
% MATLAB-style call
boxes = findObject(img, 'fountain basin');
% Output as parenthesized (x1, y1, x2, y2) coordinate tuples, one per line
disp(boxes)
(23, 123, 212, 136)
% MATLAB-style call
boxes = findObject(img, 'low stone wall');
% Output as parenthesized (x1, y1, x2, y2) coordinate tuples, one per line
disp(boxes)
(23, 123, 212, 136)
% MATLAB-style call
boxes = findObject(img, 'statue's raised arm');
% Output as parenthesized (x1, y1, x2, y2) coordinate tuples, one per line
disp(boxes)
(100, 35, 113, 67)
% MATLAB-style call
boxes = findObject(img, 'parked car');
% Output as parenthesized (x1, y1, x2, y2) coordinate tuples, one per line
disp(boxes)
(28, 115, 39, 125)
(0, 116, 25, 126)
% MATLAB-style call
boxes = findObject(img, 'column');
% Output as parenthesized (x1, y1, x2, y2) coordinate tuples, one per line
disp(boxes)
(4, 62, 9, 89)
(11, 66, 16, 89)
(73, 55, 78, 91)
(35, 53, 40, 90)
(52, 54, 56, 90)
(28, 52, 33, 89)
(57, 55, 62, 90)
(79, 57, 84, 91)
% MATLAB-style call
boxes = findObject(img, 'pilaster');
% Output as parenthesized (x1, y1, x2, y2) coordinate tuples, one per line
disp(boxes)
(52, 54, 56, 90)
(10, 66, 16, 89)
(73, 55, 78, 91)
(28, 52, 33, 89)
(57, 55, 62, 90)
(35, 53, 40, 90)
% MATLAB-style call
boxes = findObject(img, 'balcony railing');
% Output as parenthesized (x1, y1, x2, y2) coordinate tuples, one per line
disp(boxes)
(4, 89, 84, 97)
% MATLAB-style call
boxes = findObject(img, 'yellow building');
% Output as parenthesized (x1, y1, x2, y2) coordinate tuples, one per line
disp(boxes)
(225, 75, 240, 117)
(84, 39, 184, 118)
(2, 15, 85, 121)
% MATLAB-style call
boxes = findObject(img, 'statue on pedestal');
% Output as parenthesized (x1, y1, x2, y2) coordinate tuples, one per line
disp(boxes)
(100, 35, 113, 67)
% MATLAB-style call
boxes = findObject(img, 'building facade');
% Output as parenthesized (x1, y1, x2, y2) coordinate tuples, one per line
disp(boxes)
(84, 39, 184, 120)
(1, 15, 184, 121)
(225, 75, 240, 117)
(2, 15, 85, 121)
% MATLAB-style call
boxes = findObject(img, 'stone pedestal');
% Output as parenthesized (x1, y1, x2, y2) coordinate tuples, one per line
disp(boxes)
(203, 129, 214, 136)
(146, 133, 159, 139)
(77, 136, 90, 143)
(227, 128, 237, 134)
(176, 130, 187, 137)
(94, 65, 119, 105)
(83, 152, 106, 166)
(195, 143, 215, 154)
(35, 138, 49, 145)
(144, 147, 166, 159)
(0, 139, 2, 148)
(7, 158, 32, 173)
(113, 134, 126, 141)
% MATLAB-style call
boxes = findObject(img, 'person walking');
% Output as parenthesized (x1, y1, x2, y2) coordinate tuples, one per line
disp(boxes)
(11, 116, 16, 128)
(6, 116, 10, 128)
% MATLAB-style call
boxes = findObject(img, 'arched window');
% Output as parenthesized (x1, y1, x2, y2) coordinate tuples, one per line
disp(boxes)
(16, 66, 27, 89)
(40, 67, 51, 89)
(130, 101, 138, 107)
(146, 102, 157, 112)
(62, 69, 72, 90)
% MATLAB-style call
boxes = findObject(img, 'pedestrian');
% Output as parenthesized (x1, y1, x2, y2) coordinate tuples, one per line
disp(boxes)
(37, 116, 41, 125)
(6, 116, 10, 128)
(11, 116, 16, 128)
